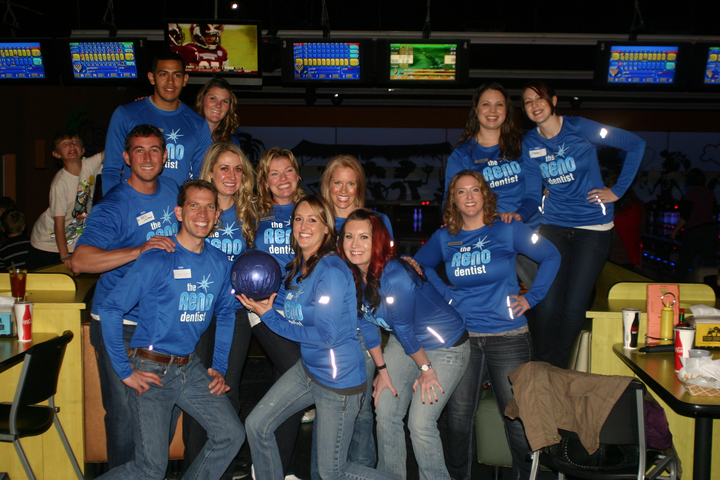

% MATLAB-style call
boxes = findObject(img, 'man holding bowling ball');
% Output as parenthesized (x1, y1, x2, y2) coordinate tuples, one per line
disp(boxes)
(95, 179, 244, 480)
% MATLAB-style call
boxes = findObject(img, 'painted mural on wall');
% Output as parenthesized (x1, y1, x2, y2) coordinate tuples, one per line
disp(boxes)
(237, 126, 720, 208)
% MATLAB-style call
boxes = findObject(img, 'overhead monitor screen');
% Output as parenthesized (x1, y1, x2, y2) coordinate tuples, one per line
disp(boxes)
(389, 43, 457, 81)
(292, 41, 360, 80)
(0, 42, 46, 79)
(703, 46, 720, 84)
(607, 45, 679, 84)
(69, 41, 138, 79)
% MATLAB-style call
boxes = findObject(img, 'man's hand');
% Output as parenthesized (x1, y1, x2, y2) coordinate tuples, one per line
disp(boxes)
(122, 369, 163, 396)
(500, 212, 523, 223)
(208, 368, 230, 395)
(136, 236, 176, 256)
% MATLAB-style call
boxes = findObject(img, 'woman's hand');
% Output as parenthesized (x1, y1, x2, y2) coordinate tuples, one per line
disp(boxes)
(413, 369, 444, 405)
(500, 212, 522, 223)
(587, 186, 619, 205)
(400, 256, 424, 276)
(508, 294, 530, 318)
(237, 293, 276, 317)
(372, 370, 398, 407)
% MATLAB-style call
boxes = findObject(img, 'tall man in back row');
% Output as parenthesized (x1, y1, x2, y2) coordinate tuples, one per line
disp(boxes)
(102, 51, 212, 195)
(96, 179, 243, 480)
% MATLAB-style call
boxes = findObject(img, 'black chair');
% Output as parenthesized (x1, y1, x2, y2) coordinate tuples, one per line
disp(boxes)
(0, 330, 83, 480)
(528, 379, 677, 480)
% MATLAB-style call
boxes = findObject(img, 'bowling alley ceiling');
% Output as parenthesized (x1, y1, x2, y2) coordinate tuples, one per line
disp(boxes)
(7, 0, 720, 109)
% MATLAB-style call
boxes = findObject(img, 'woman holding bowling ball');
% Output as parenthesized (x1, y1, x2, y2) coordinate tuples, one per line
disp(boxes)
(512, 80, 645, 368)
(339, 209, 469, 480)
(250, 147, 306, 476)
(182, 142, 258, 474)
(239, 195, 395, 480)
(414, 170, 561, 480)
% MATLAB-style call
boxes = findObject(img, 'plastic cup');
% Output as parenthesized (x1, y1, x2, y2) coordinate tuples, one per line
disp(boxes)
(9, 268, 26, 302)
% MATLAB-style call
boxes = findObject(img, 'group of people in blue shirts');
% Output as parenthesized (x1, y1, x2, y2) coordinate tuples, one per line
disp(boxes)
(70, 47, 644, 480)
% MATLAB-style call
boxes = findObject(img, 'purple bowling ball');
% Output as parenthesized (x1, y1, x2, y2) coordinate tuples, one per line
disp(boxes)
(231, 250, 283, 301)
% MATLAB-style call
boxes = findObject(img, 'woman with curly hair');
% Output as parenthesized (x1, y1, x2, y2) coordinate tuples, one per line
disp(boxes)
(182, 141, 258, 474)
(415, 170, 561, 480)
(195, 77, 239, 143)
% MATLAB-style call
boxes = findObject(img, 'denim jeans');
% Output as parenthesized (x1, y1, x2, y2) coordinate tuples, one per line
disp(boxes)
(89, 319, 136, 469)
(376, 336, 469, 480)
(97, 353, 244, 480)
(246, 360, 395, 480)
(533, 224, 613, 367)
(444, 334, 533, 480)
(311, 329, 378, 480)
(183, 308, 252, 474)
(252, 320, 304, 474)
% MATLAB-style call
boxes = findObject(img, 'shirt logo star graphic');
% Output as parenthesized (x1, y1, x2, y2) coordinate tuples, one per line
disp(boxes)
(555, 142, 568, 158)
(166, 129, 183, 144)
(220, 221, 238, 237)
(162, 207, 173, 224)
(197, 274, 213, 293)
(473, 236, 490, 250)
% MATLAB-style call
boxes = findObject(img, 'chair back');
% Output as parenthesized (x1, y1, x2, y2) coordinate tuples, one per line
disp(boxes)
(14, 331, 74, 406)
(598, 379, 644, 446)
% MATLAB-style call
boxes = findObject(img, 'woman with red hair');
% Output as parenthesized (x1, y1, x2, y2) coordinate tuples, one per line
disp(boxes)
(339, 209, 469, 480)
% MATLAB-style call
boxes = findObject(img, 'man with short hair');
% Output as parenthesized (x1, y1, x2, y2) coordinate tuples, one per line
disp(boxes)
(73, 124, 179, 468)
(96, 179, 243, 480)
(102, 51, 212, 195)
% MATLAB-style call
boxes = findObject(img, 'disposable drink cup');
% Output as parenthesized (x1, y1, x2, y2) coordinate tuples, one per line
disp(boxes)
(622, 309, 640, 349)
(14, 302, 32, 342)
(9, 268, 26, 302)
(675, 326, 695, 371)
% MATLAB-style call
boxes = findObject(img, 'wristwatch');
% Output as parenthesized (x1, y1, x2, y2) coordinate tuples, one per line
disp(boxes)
(419, 363, 432, 372)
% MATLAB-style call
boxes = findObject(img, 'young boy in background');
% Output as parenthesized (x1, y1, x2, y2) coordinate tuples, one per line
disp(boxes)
(0, 210, 32, 271)
(30, 130, 103, 269)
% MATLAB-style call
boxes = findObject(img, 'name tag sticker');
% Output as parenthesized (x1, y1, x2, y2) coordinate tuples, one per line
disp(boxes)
(448, 241, 463, 246)
(529, 148, 547, 158)
(173, 266, 192, 279)
(136, 211, 155, 226)
(474, 158, 490, 164)
(260, 215, 276, 222)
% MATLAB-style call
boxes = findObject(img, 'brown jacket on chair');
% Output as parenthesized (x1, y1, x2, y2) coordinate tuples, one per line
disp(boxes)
(505, 361, 632, 454)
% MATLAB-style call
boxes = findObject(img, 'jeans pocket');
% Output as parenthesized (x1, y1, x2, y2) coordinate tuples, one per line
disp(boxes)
(130, 355, 169, 377)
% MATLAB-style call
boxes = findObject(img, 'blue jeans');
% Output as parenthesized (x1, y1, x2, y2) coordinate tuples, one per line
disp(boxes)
(89, 319, 136, 469)
(97, 353, 244, 480)
(376, 336, 469, 480)
(246, 360, 395, 480)
(311, 329, 378, 480)
(444, 334, 533, 480)
(533, 224, 613, 367)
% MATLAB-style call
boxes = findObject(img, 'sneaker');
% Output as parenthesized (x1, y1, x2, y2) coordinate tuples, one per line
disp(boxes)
(285, 475, 304, 480)
(301, 408, 316, 423)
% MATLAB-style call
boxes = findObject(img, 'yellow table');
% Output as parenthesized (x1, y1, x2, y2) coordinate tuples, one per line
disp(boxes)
(0, 272, 89, 480)
(589, 281, 719, 479)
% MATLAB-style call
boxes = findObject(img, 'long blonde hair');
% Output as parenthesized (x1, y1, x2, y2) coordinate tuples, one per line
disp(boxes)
(444, 170, 498, 235)
(319, 154, 367, 211)
(255, 147, 306, 217)
(199, 142, 259, 247)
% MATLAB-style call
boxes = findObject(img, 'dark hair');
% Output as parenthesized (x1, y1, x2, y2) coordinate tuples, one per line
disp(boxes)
(52, 130, 83, 154)
(177, 179, 219, 210)
(336, 209, 398, 315)
(195, 77, 239, 142)
(456, 82, 523, 160)
(685, 168, 707, 188)
(124, 124, 166, 154)
(0, 210, 24, 234)
(0, 197, 17, 213)
(521, 80, 557, 118)
(151, 51, 185, 74)
(285, 195, 336, 289)
(444, 170, 498, 234)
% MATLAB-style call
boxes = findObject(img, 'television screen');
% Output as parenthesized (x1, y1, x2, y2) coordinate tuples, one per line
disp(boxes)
(281, 38, 371, 84)
(68, 40, 139, 79)
(389, 42, 458, 81)
(166, 21, 261, 84)
(0, 41, 46, 79)
(606, 45, 679, 84)
(702, 45, 720, 84)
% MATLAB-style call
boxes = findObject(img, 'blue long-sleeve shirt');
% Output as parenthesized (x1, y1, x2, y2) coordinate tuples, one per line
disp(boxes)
(260, 254, 366, 390)
(206, 204, 246, 262)
(445, 138, 540, 229)
(99, 239, 236, 379)
(415, 220, 561, 333)
(357, 260, 466, 355)
(76, 178, 179, 321)
(103, 98, 212, 194)
(516, 116, 645, 227)
(255, 203, 295, 310)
